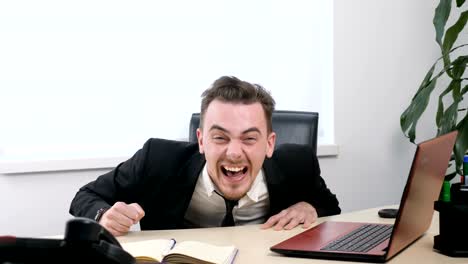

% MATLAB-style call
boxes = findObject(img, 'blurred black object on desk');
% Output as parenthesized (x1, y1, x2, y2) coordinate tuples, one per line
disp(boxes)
(433, 183, 468, 257)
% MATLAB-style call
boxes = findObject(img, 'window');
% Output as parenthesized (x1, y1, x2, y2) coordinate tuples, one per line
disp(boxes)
(0, 0, 333, 172)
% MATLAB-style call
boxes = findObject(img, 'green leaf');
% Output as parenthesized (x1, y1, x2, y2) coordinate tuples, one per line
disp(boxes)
(436, 80, 459, 127)
(462, 83, 468, 95)
(456, 0, 466, 7)
(401, 46, 468, 144)
(451, 55, 468, 79)
(436, 99, 444, 128)
(412, 64, 436, 100)
(454, 113, 468, 175)
(438, 98, 460, 136)
(402, 65, 435, 134)
(453, 80, 462, 101)
(434, 0, 452, 48)
(401, 79, 438, 143)
(442, 11, 468, 55)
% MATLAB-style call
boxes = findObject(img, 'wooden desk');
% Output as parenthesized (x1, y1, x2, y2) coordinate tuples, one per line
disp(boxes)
(118, 206, 465, 264)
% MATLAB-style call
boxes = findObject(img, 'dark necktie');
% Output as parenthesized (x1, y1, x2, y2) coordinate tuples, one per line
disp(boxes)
(221, 198, 238, 227)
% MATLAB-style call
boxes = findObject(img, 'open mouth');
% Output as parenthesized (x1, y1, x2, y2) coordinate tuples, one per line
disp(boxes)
(221, 165, 248, 180)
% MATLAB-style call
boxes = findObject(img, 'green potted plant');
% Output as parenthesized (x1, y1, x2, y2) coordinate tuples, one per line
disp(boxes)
(401, 0, 468, 182)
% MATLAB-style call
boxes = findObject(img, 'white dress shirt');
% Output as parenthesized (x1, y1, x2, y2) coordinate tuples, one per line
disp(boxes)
(184, 165, 270, 228)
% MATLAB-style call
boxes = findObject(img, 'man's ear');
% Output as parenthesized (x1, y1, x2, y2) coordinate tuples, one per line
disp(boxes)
(266, 131, 276, 158)
(196, 128, 204, 154)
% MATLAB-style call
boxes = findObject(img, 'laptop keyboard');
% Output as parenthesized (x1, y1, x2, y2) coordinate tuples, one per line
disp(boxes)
(321, 224, 393, 253)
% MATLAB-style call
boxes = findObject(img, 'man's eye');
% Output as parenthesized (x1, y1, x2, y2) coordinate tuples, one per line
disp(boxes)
(244, 137, 257, 143)
(213, 136, 227, 141)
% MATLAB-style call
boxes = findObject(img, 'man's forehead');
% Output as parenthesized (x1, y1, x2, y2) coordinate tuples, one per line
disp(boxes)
(205, 100, 264, 115)
(203, 101, 268, 131)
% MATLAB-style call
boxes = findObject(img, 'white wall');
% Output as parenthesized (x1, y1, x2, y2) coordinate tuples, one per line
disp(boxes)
(0, 0, 443, 236)
(325, 0, 440, 212)
(0, 169, 108, 236)
(0, 0, 334, 164)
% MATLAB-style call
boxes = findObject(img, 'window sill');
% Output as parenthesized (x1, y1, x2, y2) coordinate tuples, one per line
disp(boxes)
(0, 144, 339, 174)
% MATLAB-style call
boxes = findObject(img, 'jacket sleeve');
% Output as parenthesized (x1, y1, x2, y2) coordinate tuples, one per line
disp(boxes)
(69, 139, 152, 219)
(306, 166, 341, 217)
(273, 144, 341, 217)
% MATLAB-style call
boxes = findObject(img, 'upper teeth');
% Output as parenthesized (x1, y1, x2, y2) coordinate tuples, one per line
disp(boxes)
(224, 166, 244, 172)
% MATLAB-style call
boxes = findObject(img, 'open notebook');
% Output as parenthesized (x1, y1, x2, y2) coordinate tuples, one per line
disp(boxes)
(122, 239, 238, 264)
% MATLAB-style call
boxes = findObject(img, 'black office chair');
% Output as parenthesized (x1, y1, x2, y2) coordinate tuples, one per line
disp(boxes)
(188, 110, 319, 154)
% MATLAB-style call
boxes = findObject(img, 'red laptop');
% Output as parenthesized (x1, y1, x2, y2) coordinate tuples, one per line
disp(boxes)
(270, 131, 457, 262)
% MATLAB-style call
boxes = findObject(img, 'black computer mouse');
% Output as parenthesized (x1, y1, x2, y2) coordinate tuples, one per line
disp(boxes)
(378, 208, 398, 218)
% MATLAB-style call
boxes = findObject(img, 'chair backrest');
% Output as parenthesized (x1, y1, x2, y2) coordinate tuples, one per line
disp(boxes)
(188, 110, 319, 154)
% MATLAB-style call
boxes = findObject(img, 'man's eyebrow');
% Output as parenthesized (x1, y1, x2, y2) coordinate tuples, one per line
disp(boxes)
(208, 125, 261, 135)
(209, 124, 229, 133)
(242, 127, 261, 135)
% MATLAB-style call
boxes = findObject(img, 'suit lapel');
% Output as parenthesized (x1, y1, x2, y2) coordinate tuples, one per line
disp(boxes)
(169, 152, 206, 228)
(179, 152, 206, 190)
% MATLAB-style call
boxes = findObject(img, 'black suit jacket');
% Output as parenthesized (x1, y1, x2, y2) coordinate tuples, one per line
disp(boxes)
(70, 138, 340, 230)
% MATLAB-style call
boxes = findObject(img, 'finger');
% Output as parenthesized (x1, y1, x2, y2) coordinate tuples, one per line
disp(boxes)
(302, 215, 315, 229)
(107, 218, 131, 233)
(113, 202, 140, 224)
(304, 209, 318, 227)
(104, 207, 133, 228)
(273, 215, 293, 231)
(284, 217, 301, 230)
(261, 210, 287, 229)
(272, 209, 297, 230)
(129, 203, 145, 223)
(261, 216, 279, 229)
(105, 224, 126, 237)
(100, 213, 131, 234)
(101, 218, 125, 236)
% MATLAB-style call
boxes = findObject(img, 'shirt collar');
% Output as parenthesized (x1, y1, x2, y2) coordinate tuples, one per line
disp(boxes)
(201, 165, 216, 197)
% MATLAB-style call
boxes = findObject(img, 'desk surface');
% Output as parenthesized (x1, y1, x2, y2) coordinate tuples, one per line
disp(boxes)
(118, 206, 465, 264)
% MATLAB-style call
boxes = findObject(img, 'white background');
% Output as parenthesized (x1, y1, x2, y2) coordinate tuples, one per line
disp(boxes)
(0, 0, 333, 163)
(0, 0, 451, 237)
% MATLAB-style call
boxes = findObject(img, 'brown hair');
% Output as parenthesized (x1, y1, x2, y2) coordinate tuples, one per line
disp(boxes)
(200, 76, 275, 132)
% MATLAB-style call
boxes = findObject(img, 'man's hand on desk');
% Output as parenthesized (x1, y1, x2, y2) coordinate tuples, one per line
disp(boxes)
(99, 202, 145, 237)
(261, 201, 318, 231)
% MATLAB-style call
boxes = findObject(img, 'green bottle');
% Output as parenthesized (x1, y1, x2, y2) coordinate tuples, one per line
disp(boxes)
(440, 180, 451, 202)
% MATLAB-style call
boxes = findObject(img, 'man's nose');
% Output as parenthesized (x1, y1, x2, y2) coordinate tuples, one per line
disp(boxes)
(226, 140, 243, 160)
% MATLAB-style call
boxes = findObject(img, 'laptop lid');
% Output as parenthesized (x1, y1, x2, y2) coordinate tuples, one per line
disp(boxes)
(386, 131, 457, 259)
(270, 131, 458, 262)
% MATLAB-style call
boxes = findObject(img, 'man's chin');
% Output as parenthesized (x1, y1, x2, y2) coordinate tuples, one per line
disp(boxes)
(222, 193, 246, 201)
(218, 186, 248, 200)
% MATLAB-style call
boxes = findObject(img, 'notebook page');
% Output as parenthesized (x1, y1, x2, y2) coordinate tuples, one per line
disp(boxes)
(122, 239, 176, 262)
(167, 240, 237, 264)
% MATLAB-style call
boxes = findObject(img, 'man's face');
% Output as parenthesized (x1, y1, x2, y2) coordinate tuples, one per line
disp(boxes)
(197, 100, 276, 200)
